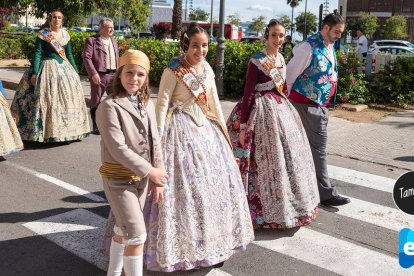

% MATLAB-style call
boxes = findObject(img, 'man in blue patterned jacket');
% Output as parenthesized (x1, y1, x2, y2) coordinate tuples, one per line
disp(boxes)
(286, 12, 350, 206)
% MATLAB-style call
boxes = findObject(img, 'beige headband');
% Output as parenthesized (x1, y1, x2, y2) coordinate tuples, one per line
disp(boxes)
(118, 49, 150, 72)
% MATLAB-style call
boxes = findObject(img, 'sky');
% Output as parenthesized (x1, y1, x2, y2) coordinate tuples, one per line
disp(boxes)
(166, 0, 340, 23)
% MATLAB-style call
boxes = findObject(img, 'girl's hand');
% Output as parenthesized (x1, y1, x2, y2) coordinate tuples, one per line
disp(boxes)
(31, 75, 37, 86)
(239, 129, 246, 148)
(151, 185, 165, 203)
(148, 167, 168, 187)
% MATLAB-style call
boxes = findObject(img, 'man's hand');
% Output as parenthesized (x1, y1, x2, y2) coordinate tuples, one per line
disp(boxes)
(91, 73, 101, 85)
(31, 75, 37, 86)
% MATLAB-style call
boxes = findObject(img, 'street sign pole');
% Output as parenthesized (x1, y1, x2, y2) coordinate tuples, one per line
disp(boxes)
(215, 0, 225, 96)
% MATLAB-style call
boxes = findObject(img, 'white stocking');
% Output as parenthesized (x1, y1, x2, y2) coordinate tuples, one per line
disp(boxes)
(123, 254, 143, 276)
(107, 238, 125, 276)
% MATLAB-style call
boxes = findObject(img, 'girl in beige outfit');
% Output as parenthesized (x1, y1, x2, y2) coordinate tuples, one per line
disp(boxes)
(144, 24, 254, 272)
(96, 50, 167, 276)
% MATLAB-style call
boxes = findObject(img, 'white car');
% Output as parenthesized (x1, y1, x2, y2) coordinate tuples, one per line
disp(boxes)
(369, 40, 414, 52)
(369, 45, 414, 55)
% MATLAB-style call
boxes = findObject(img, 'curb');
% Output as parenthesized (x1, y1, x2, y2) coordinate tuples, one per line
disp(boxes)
(2, 80, 19, 90)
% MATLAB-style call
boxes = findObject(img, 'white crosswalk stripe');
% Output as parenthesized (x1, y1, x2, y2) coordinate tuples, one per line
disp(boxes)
(16, 164, 413, 275)
(23, 208, 108, 271)
(254, 227, 405, 276)
(330, 196, 413, 231)
(328, 164, 396, 193)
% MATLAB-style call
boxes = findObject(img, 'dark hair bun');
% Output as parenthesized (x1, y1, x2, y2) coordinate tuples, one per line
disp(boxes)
(188, 22, 199, 30)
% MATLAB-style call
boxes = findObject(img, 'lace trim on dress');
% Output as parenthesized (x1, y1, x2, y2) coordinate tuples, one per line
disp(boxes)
(255, 81, 276, 91)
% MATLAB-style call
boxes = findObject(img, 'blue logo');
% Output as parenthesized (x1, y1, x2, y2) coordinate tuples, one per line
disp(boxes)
(399, 228, 414, 268)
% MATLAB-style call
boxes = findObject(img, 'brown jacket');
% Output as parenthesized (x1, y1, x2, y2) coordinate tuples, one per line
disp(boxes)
(96, 94, 164, 178)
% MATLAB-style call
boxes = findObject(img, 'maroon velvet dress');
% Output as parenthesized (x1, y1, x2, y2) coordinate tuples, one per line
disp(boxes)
(227, 52, 320, 229)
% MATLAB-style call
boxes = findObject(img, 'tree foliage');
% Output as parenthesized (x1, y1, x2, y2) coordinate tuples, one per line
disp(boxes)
(381, 16, 409, 40)
(295, 12, 317, 38)
(278, 15, 292, 30)
(249, 15, 266, 35)
(346, 12, 378, 39)
(287, 0, 301, 8)
(189, 7, 209, 22)
(1, 0, 151, 31)
(227, 12, 241, 26)
(95, 0, 151, 32)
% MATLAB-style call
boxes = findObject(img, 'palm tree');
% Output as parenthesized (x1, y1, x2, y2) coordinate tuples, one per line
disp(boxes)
(172, 0, 183, 39)
(287, 0, 302, 36)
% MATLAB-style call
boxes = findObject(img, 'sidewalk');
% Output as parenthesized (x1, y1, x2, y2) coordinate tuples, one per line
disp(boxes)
(1, 67, 413, 171)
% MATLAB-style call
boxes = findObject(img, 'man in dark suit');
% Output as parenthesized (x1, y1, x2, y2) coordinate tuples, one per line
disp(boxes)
(83, 18, 119, 134)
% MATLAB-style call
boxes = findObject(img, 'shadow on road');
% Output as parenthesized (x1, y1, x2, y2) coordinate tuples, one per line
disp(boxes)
(394, 156, 414, 162)
(22, 140, 83, 151)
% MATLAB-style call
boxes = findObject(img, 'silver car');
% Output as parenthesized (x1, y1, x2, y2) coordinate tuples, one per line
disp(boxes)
(369, 40, 414, 52)
(370, 45, 414, 55)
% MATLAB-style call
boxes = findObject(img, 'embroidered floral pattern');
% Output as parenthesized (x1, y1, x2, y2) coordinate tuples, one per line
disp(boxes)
(292, 33, 337, 105)
(0, 94, 23, 156)
(144, 113, 254, 271)
(11, 60, 90, 142)
(227, 58, 320, 229)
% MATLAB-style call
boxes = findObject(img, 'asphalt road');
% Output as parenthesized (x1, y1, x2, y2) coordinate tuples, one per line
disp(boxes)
(1, 89, 413, 276)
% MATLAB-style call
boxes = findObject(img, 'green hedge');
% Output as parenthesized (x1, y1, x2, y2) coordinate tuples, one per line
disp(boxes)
(5, 32, 263, 97)
(6, 32, 414, 105)
(372, 56, 414, 106)
(0, 36, 26, 59)
(336, 51, 370, 104)
(335, 48, 414, 107)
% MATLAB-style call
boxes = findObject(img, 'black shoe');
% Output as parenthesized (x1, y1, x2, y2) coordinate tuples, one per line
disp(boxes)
(90, 108, 100, 135)
(321, 195, 350, 206)
(212, 262, 224, 268)
(92, 127, 100, 135)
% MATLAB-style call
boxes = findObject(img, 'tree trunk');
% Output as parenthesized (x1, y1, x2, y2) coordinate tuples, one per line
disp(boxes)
(171, 0, 182, 40)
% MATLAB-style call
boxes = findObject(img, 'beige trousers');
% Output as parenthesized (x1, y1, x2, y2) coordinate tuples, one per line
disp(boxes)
(102, 177, 148, 240)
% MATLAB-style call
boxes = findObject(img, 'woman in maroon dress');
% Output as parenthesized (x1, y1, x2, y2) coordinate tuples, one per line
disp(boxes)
(227, 19, 320, 229)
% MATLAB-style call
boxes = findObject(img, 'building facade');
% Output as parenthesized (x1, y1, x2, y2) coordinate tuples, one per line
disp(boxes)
(338, 0, 414, 41)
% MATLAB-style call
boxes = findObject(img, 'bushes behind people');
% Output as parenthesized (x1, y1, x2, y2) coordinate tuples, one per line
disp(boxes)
(3, 31, 263, 96)
(0, 33, 27, 59)
(336, 50, 414, 107)
(372, 56, 414, 106)
(3, 31, 414, 105)
(336, 50, 370, 104)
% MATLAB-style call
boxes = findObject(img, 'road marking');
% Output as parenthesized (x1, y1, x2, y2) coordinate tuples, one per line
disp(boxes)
(334, 196, 414, 232)
(23, 208, 108, 271)
(206, 269, 233, 276)
(23, 208, 233, 275)
(253, 227, 405, 276)
(328, 165, 395, 193)
(5, 162, 105, 202)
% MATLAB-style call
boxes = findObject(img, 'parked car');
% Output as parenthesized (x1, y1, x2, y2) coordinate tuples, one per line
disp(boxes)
(240, 36, 264, 43)
(369, 40, 414, 52)
(138, 32, 155, 39)
(113, 30, 124, 39)
(369, 45, 414, 55)
(19, 26, 39, 33)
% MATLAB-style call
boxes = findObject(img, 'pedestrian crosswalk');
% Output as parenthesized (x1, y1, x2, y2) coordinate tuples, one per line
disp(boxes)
(17, 163, 413, 275)
(254, 228, 404, 276)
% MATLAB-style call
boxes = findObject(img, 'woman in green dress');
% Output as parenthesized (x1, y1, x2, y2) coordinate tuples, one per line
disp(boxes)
(0, 80, 23, 156)
(12, 10, 90, 143)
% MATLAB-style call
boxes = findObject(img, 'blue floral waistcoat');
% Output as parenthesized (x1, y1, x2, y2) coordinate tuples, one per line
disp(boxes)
(291, 32, 338, 105)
